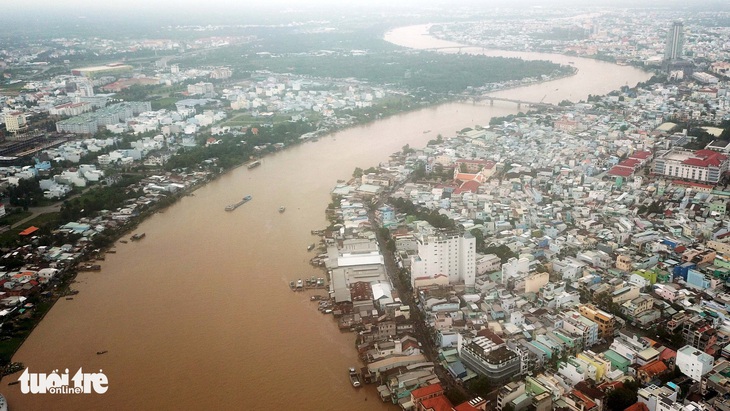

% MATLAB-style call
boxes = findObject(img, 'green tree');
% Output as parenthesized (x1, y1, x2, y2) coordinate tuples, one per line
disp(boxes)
(470, 228, 485, 250)
(6, 178, 43, 209)
(466, 376, 492, 398)
(606, 387, 638, 411)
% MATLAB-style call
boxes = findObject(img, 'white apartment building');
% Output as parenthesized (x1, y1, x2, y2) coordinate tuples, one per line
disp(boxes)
(676, 345, 714, 382)
(410, 229, 475, 289)
(653, 148, 729, 183)
(187, 82, 215, 97)
(476, 254, 501, 274)
(560, 311, 599, 348)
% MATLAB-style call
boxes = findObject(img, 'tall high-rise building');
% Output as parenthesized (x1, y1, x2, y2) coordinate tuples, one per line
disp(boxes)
(664, 21, 684, 61)
(409, 228, 476, 289)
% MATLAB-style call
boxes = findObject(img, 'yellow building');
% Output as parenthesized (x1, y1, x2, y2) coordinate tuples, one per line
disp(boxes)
(3, 111, 27, 133)
(579, 304, 616, 339)
(577, 352, 611, 382)
(616, 254, 632, 272)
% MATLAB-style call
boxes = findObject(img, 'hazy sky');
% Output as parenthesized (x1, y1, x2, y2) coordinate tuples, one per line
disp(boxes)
(13, 0, 730, 11)
(3, 0, 728, 31)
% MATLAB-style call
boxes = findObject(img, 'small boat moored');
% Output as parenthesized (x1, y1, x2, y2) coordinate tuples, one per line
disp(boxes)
(349, 367, 362, 387)
(307, 243, 316, 251)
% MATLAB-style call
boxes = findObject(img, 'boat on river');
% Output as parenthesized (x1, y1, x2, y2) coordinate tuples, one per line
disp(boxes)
(348, 368, 362, 387)
(279, 206, 286, 213)
(247, 160, 261, 169)
(131, 232, 146, 241)
(307, 243, 316, 251)
(225, 195, 253, 212)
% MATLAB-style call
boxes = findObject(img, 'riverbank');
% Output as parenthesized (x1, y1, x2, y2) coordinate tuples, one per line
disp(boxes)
(2, 23, 652, 410)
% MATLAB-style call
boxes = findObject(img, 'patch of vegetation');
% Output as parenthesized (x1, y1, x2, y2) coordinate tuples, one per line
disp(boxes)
(0, 212, 61, 247)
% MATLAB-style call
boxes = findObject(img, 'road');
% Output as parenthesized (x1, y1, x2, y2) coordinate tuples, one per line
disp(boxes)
(9, 187, 93, 229)
(370, 188, 472, 401)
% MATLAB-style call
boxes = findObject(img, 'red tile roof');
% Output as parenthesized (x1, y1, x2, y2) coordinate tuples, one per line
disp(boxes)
(421, 394, 454, 411)
(19, 226, 39, 236)
(638, 360, 668, 377)
(659, 348, 677, 361)
(454, 403, 481, 411)
(682, 150, 728, 167)
(619, 158, 640, 168)
(608, 166, 634, 177)
(630, 151, 652, 160)
(476, 328, 504, 345)
(571, 390, 597, 410)
(412, 383, 444, 400)
(625, 402, 650, 411)
(672, 180, 714, 189)
(455, 180, 481, 194)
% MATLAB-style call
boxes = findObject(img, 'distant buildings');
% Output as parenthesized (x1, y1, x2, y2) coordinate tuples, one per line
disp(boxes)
(71, 63, 133, 79)
(187, 82, 215, 97)
(210, 68, 232, 79)
(55, 102, 152, 134)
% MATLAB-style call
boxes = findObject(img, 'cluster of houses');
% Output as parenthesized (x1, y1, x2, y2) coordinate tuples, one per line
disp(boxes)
(308, 72, 730, 410)
(436, 9, 730, 70)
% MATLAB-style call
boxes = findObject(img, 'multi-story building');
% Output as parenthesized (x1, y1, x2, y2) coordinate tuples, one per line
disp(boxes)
(653, 149, 729, 184)
(459, 341, 521, 385)
(561, 311, 599, 348)
(210, 67, 232, 79)
(701, 359, 730, 396)
(683, 316, 717, 352)
(497, 381, 525, 411)
(4, 111, 27, 133)
(187, 82, 215, 97)
(579, 304, 616, 340)
(56, 115, 98, 134)
(410, 229, 475, 289)
(638, 384, 679, 411)
(71, 63, 133, 78)
(664, 21, 684, 61)
(676, 345, 714, 382)
(49, 102, 92, 117)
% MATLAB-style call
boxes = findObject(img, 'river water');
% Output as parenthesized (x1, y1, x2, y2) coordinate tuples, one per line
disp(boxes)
(3, 25, 650, 411)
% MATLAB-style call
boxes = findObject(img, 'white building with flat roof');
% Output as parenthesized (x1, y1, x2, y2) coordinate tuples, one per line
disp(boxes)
(653, 149, 728, 183)
(676, 345, 714, 381)
(410, 229, 475, 289)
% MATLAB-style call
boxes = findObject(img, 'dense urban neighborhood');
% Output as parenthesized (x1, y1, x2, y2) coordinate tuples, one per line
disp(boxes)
(2, 3, 730, 411)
